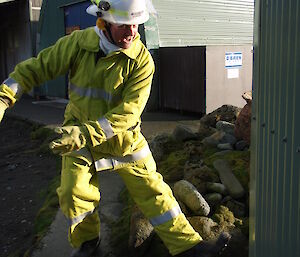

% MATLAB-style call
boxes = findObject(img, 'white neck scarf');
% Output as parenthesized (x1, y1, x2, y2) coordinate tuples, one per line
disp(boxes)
(94, 26, 121, 55)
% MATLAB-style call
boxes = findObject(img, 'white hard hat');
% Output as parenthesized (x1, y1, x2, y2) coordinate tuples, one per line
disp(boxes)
(86, 0, 156, 25)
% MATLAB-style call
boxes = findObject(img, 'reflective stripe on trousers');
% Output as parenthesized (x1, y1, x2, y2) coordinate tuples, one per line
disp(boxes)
(149, 205, 182, 227)
(68, 208, 96, 226)
(94, 144, 151, 171)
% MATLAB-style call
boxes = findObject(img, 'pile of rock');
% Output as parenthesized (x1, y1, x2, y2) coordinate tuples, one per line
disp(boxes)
(126, 103, 252, 257)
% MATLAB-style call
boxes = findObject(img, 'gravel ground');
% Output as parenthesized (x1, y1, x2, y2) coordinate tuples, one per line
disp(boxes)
(0, 116, 59, 257)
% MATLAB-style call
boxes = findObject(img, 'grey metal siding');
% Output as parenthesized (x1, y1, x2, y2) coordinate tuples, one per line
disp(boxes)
(250, 0, 300, 256)
(152, 0, 254, 47)
(0, 1, 33, 82)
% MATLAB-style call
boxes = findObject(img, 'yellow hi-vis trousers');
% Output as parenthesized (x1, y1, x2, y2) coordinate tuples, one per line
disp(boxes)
(57, 147, 202, 256)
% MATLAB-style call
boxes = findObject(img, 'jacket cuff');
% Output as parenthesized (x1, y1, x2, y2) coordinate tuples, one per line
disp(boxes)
(0, 84, 17, 106)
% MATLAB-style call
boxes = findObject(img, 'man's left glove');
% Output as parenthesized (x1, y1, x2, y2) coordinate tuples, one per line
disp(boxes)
(49, 126, 88, 155)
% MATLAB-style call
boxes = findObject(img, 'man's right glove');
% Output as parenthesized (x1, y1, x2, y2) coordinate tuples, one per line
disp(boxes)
(0, 98, 9, 123)
(49, 126, 88, 155)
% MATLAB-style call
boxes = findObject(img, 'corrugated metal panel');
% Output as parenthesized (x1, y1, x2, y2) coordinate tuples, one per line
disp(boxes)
(250, 0, 300, 257)
(152, 0, 254, 47)
(159, 46, 206, 113)
(0, 0, 32, 81)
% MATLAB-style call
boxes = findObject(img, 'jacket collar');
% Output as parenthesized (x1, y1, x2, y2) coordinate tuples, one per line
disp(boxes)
(78, 27, 142, 60)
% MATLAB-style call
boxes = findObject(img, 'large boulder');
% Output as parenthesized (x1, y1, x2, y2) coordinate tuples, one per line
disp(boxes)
(204, 193, 223, 207)
(184, 141, 204, 158)
(188, 216, 219, 240)
(149, 133, 172, 162)
(172, 125, 198, 142)
(199, 105, 241, 128)
(217, 143, 233, 150)
(201, 131, 226, 146)
(206, 182, 228, 195)
(234, 91, 252, 145)
(159, 150, 188, 182)
(216, 121, 235, 135)
(198, 123, 217, 139)
(184, 164, 219, 194)
(201, 131, 237, 147)
(213, 159, 245, 199)
(174, 180, 210, 216)
(129, 205, 154, 256)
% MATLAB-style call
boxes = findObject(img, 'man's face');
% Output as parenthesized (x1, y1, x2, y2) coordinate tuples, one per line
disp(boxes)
(109, 23, 139, 49)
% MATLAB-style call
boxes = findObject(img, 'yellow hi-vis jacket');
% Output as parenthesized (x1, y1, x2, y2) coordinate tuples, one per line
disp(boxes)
(1, 27, 155, 157)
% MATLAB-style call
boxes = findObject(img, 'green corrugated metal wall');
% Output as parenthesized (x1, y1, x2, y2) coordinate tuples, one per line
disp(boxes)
(250, 0, 300, 256)
(152, 0, 254, 47)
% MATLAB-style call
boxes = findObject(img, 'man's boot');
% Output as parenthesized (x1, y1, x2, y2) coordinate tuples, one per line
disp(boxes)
(177, 232, 231, 257)
(70, 237, 101, 257)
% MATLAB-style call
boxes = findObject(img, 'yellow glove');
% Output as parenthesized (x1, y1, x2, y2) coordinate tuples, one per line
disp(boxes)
(0, 98, 9, 123)
(49, 126, 88, 155)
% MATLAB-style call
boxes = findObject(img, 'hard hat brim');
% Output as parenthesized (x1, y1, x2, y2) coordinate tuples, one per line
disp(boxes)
(86, 4, 149, 25)
(86, 5, 99, 17)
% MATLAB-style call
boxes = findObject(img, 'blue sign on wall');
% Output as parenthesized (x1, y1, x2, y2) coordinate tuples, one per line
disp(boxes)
(225, 52, 243, 68)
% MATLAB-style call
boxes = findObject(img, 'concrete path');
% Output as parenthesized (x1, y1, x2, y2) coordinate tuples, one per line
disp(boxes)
(32, 172, 124, 257)
(8, 96, 199, 257)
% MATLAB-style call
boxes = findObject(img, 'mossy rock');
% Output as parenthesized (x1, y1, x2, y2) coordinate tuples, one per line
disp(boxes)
(201, 145, 220, 159)
(160, 138, 183, 157)
(212, 205, 236, 225)
(184, 165, 219, 194)
(188, 216, 218, 240)
(158, 150, 188, 182)
(204, 150, 250, 191)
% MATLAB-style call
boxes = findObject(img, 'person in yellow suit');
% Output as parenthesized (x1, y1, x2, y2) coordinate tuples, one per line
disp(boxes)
(0, 0, 230, 256)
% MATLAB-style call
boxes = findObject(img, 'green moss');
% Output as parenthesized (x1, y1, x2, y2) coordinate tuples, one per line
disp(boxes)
(31, 126, 58, 154)
(202, 146, 220, 159)
(34, 175, 60, 239)
(162, 139, 183, 156)
(212, 205, 236, 225)
(31, 126, 52, 140)
(158, 150, 188, 182)
(204, 150, 250, 190)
